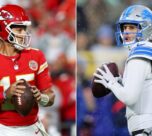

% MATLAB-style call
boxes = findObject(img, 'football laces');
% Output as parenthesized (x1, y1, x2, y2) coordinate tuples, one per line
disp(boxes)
(17, 96, 22, 105)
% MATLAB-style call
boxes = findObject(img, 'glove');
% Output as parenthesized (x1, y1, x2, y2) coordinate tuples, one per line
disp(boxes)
(93, 64, 120, 89)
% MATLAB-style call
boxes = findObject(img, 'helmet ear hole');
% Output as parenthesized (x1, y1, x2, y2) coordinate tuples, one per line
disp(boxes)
(9, 36, 13, 41)
(120, 23, 125, 32)
(8, 33, 14, 42)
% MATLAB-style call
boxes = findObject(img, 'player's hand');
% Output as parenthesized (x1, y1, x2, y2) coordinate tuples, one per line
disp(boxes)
(5, 80, 25, 99)
(31, 86, 41, 102)
(93, 65, 119, 89)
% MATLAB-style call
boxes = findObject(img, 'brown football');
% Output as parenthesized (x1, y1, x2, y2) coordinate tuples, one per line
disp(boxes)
(91, 62, 119, 98)
(12, 79, 35, 116)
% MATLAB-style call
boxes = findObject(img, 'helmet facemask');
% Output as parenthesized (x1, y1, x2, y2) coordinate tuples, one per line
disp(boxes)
(6, 21, 31, 50)
(116, 22, 142, 47)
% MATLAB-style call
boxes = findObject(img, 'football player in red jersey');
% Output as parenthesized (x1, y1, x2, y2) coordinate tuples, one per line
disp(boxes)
(0, 4, 55, 136)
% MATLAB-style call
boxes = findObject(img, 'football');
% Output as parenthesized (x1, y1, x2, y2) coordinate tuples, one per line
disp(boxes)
(12, 79, 35, 116)
(91, 62, 119, 98)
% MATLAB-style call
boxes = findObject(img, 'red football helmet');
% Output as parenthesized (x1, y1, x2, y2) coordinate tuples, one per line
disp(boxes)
(0, 4, 31, 50)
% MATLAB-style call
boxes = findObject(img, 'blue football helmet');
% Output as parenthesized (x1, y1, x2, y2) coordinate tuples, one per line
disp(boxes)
(116, 5, 152, 47)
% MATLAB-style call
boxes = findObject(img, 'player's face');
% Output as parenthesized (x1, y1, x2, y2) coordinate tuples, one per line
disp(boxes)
(122, 24, 138, 43)
(11, 25, 28, 45)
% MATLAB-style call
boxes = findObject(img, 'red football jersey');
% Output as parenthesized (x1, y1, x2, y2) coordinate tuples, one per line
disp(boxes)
(0, 48, 52, 126)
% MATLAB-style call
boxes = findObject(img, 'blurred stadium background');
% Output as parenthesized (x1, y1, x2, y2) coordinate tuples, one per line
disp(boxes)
(0, 0, 76, 136)
(77, 0, 152, 136)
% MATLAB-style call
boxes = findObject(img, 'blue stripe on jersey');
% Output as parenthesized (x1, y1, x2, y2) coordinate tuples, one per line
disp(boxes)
(129, 46, 152, 59)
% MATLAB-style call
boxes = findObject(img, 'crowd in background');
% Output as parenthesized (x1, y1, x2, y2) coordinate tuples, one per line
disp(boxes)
(0, 0, 76, 136)
(77, 0, 152, 136)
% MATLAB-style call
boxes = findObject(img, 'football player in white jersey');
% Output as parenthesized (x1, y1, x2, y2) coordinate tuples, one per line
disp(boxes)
(93, 5, 152, 136)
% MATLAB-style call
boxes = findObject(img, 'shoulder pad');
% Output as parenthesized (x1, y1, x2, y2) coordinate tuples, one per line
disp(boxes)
(127, 45, 152, 61)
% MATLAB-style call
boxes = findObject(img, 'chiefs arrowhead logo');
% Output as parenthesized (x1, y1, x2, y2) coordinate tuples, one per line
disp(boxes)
(0, 10, 13, 20)
(29, 60, 38, 71)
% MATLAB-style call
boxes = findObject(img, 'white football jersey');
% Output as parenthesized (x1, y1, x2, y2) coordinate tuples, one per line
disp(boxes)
(126, 41, 152, 132)
(110, 41, 152, 133)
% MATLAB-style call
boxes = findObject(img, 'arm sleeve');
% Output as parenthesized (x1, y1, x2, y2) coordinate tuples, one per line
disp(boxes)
(36, 51, 52, 91)
(110, 58, 151, 106)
